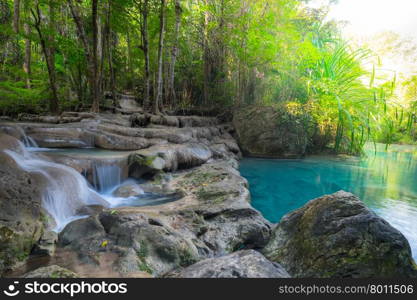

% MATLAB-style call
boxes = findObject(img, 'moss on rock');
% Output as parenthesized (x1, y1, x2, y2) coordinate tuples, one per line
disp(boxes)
(263, 191, 417, 278)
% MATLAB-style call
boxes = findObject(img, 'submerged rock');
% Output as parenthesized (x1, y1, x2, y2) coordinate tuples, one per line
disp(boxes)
(263, 191, 417, 278)
(168, 250, 290, 278)
(112, 182, 145, 198)
(23, 265, 78, 278)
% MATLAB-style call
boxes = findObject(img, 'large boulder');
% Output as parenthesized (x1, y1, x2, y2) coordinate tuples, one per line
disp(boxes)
(233, 104, 313, 158)
(169, 250, 290, 278)
(58, 212, 201, 277)
(263, 191, 417, 278)
(0, 135, 45, 275)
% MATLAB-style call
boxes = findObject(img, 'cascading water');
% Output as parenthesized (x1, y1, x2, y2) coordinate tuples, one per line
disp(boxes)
(90, 161, 148, 207)
(23, 135, 38, 149)
(3, 136, 180, 233)
(4, 146, 109, 232)
(92, 162, 123, 193)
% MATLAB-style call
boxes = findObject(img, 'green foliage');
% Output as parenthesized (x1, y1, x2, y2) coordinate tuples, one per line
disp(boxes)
(0, 78, 48, 114)
(1, 0, 415, 153)
(307, 43, 375, 154)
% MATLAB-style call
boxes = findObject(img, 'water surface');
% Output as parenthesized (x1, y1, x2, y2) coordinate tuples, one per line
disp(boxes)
(240, 144, 417, 259)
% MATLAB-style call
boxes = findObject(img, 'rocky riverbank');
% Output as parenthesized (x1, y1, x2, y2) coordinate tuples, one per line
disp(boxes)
(0, 104, 416, 278)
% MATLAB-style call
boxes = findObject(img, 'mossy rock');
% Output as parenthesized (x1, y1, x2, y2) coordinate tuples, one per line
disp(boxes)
(263, 191, 417, 278)
(128, 153, 166, 178)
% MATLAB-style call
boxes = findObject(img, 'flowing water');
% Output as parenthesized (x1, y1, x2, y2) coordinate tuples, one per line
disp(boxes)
(5, 148, 109, 232)
(92, 163, 123, 193)
(4, 145, 180, 232)
(240, 143, 417, 260)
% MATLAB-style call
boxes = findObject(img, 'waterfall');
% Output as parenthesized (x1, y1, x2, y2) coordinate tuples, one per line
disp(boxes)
(4, 147, 109, 232)
(23, 135, 38, 149)
(92, 162, 124, 194)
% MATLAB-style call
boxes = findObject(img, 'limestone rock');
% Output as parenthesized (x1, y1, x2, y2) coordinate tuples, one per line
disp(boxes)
(233, 105, 313, 158)
(169, 250, 290, 278)
(0, 135, 44, 275)
(263, 191, 417, 278)
(93, 131, 150, 150)
(128, 143, 213, 177)
(58, 160, 271, 277)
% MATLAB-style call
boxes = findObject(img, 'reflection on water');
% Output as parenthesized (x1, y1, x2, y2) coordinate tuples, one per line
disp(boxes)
(240, 143, 417, 260)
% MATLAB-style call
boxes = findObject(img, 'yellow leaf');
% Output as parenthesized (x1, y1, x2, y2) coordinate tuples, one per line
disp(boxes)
(101, 240, 108, 247)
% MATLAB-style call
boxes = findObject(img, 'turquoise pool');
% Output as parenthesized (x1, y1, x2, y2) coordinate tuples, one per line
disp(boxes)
(240, 144, 417, 259)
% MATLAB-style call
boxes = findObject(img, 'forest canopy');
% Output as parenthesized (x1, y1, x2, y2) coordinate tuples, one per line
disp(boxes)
(1, 0, 416, 153)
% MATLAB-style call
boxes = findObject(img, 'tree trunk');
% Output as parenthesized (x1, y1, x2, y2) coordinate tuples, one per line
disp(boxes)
(91, 0, 100, 112)
(12, 0, 21, 69)
(126, 30, 133, 89)
(31, 1, 59, 114)
(67, 0, 101, 113)
(47, 0, 58, 113)
(13, 0, 20, 33)
(167, 0, 181, 108)
(23, 22, 31, 88)
(104, 0, 116, 110)
(203, 0, 210, 106)
(154, 0, 166, 115)
(0, 2, 11, 51)
(140, 0, 151, 112)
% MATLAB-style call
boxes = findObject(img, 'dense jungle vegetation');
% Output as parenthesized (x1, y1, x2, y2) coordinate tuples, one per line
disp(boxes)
(1, 0, 417, 153)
